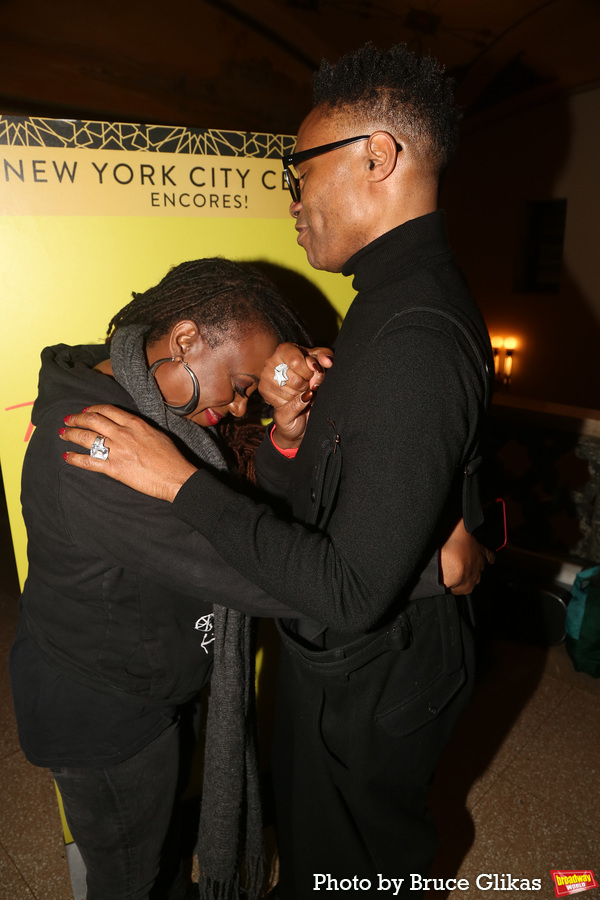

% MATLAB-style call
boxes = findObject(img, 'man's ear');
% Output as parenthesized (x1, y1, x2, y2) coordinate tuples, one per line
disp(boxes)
(365, 131, 402, 182)
(169, 320, 202, 357)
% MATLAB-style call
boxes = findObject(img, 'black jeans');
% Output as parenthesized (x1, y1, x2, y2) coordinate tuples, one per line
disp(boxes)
(272, 595, 475, 900)
(52, 717, 193, 900)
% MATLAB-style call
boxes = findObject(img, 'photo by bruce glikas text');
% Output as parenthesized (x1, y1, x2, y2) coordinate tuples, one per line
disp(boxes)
(312, 873, 543, 893)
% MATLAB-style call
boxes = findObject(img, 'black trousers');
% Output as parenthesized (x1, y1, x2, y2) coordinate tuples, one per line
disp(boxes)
(52, 701, 203, 900)
(271, 595, 475, 899)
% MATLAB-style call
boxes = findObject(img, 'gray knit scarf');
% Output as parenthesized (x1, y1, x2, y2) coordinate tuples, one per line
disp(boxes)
(110, 325, 264, 900)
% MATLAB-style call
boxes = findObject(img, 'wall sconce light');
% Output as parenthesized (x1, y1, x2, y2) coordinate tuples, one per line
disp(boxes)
(503, 337, 517, 385)
(490, 336, 504, 378)
(489, 335, 519, 387)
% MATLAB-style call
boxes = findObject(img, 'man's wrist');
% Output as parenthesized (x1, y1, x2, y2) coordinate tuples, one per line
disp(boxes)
(167, 463, 198, 502)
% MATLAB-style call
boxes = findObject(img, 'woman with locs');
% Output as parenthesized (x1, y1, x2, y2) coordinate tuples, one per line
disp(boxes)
(9, 257, 315, 900)
(12, 256, 484, 900)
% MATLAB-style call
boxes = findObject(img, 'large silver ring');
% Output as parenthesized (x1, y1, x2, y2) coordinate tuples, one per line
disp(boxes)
(90, 435, 109, 461)
(274, 363, 289, 387)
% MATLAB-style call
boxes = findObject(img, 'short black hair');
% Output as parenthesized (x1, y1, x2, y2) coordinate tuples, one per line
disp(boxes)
(313, 42, 460, 173)
(106, 257, 311, 348)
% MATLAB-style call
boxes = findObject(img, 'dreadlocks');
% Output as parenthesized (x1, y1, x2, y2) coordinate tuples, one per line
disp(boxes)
(313, 42, 460, 174)
(106, 257, 311, 348)
(106, 257, 311, 483)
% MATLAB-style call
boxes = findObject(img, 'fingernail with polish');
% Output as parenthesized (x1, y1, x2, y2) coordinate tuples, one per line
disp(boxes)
(82, 407, 89, 412)
(58, 427, 66, 436)
(62, 452, 69, 461)
(301, 390, 313, 403)
(63, 415, 71, 424)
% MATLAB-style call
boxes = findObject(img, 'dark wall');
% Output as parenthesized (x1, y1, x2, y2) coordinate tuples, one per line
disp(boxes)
(442, 87, 600, 411)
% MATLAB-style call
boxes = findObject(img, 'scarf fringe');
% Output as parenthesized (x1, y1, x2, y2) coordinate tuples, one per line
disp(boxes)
(198, 874, 240, 900)
(197, 851, 264, 900)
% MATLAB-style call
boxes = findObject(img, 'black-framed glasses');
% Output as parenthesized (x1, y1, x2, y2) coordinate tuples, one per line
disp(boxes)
(281, 133, 402, 202)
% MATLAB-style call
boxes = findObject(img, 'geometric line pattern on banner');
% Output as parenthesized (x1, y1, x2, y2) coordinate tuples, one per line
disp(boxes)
(0, 116, 296, 157)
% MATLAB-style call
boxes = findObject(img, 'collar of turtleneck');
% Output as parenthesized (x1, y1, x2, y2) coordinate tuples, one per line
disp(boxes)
(341, 209, 451, 294)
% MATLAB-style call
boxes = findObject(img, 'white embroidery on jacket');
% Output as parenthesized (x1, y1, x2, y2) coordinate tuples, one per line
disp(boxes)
(194, 613, 215, 654)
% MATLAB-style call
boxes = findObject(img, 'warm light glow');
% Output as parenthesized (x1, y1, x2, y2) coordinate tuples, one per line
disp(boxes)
(490, 336, 519, 385)
(503, 337, 517, 383)
(490, 336, 504, 376)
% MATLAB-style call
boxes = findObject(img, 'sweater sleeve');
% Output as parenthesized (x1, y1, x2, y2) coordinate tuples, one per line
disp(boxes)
(173, 321, 482, 633)
(254, 424, 295, 501)
(56, 462, 300, 619)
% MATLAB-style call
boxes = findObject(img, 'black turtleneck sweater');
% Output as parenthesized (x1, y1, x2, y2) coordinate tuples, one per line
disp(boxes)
(173, 211, 492, 637)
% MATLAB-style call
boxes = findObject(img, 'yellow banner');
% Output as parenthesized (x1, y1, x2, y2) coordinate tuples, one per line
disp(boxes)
(1, 119, 294, 217)
(1, 149, 293, 217)
(0, 115, 351, 585)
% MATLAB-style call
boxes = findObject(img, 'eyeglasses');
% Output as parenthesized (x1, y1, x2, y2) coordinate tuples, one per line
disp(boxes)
(281, 133, 402, 203)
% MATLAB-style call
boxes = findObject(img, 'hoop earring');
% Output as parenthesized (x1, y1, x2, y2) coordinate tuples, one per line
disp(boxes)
(149, 356, 200, 417)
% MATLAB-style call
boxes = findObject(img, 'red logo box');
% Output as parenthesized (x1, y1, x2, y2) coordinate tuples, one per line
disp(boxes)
(551, 871, 598, 897)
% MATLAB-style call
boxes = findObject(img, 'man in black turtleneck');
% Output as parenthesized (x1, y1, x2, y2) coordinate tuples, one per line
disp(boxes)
(61, 43, 493, 900)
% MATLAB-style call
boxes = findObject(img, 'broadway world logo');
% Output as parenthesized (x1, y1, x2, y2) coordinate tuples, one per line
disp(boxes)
(551, 871, 598, 897)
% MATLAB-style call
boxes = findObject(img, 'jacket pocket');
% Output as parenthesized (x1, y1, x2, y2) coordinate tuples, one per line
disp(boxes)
(374, 595, 467, 737)
(305, 418, 342, 528)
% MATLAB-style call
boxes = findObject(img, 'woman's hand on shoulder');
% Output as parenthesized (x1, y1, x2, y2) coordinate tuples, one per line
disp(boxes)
(59, 405, 197, 502)
(259, 343, 334, 449)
